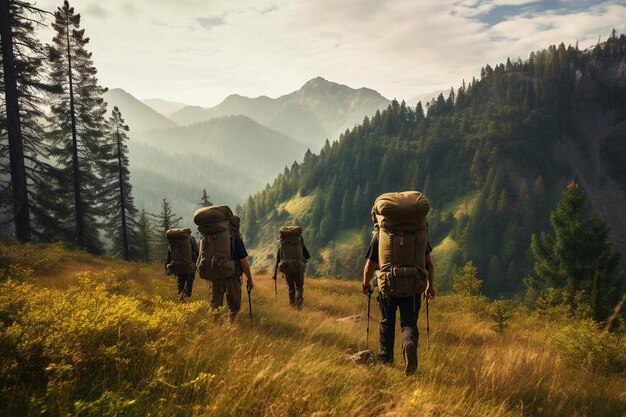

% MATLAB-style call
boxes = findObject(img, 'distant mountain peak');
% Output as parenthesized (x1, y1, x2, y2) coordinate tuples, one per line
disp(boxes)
(300, 76, 340, 91)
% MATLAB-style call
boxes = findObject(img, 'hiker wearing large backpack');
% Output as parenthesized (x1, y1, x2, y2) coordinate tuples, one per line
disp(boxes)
(361, 191, 436, 376)
(165, 228, 200, 302)
(272, 226, 310, 309)
(194, 206, 254, 321)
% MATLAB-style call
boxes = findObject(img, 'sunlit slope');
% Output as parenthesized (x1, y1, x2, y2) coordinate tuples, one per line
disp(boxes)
(1, 241, 623, 416)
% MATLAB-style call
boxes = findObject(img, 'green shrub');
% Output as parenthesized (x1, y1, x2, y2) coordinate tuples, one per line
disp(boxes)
(488, 299, 513, 333)
(553, 319, 626, 374)
(452, 260, 483, 296)
(0, 240, 66, 275)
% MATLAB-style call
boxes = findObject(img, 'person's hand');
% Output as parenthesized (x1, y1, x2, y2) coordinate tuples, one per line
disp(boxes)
(247, 277, 254, 291)
(362, 282, 373, 296)
(426, 286, 435, 300)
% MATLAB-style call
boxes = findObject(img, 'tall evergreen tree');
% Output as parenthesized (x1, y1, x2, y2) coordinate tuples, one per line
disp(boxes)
(46, 0, 108, 253)
(0, 1, 55, 241)
(135, 208, 153, 262)
(0, 0, 29, 241)
(153, 197, 181, 261)
(200, 188, 213, 207)
(527, 181, 623, 319)
(101, 106, 137, 260)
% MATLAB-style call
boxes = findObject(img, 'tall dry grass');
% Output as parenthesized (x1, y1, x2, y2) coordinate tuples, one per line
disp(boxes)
(0, 240, 624, 416)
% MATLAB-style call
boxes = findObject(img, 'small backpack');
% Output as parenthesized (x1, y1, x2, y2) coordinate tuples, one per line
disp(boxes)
(194, 205, 236, 281)
(278, 226, 305, 274)
(165, 228, 196, 275)
(371, 191, 430, 297)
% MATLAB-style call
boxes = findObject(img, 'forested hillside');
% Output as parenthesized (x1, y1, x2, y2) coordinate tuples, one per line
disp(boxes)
(242, 34, 626, 297)
(128, 141, 262, 227)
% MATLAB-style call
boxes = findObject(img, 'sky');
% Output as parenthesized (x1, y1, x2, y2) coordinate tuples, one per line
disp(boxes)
(33, 0, 626, 107)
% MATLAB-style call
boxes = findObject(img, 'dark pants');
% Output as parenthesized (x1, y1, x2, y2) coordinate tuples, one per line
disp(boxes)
(285, 273, 304, 306)
(177, 273, 194, 298)
(210, 276, 242, 320)
(377, 292, 420, 363)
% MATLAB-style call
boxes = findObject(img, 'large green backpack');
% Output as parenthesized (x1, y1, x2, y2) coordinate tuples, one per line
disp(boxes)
(165, 228, 196, 275)
(194, 205, 235, 281)
(278, 226, 305, 274)
(371, 191, 430, 297)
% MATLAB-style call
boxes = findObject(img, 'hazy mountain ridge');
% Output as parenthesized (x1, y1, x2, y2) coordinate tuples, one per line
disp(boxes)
(133, 114, 306, 179)
(169, 77, 391, 148)
(128, 141, 263, 225)
(141, 98, 191, 117)
(103, 88, 177, 131)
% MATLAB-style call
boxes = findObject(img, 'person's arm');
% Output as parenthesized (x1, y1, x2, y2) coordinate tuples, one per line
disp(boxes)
(302, 241, 311, 261)
(191, 238, 199, 263)
(165, 248, 171, 270)
(240, 258, 253, 289)
(425, 253, 435, 300)
(362, 259, 377, 295)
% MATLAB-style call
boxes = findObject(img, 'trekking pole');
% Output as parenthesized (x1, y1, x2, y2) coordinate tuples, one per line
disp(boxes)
(274, 278, 277, 301)
(426, 295, 430, 351)
(366, 290, 371, 350)
(247, 284, 253, 324)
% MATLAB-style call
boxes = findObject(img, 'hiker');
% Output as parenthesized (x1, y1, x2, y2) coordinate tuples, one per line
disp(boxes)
(194, 206, 254, 321)
(273, 226, 310, 309)
(361, 191, 435, 376)
(165, 228, 199, 302)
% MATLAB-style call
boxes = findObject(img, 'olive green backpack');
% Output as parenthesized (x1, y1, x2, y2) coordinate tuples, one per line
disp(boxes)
(165, 228, 196, 275)
(194, 205, 235, 281)
(278, 226, 305, 274)
(371, 191, 430, 297)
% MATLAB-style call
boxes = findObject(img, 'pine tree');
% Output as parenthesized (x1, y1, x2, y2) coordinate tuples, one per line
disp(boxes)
(452, 260, 483, 296)
(45, 1, 109, 253)
(527, 181, 623, 319)
(101, 106, 137, 260)
(152, 197, 181, 262)
(242, 195, 256, 243)
(200, 188, 213, 207)
(135, 208, 153, 262)
(0, 0, 29, 241)
(0, 1, 55, 241)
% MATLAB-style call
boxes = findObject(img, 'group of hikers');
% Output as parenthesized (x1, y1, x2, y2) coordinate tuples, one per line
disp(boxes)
(164, 191, 435, 376)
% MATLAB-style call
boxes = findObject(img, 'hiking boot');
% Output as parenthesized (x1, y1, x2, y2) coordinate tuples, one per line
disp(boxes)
(403, 341, 417, 376)
(377, 354, 393, 365)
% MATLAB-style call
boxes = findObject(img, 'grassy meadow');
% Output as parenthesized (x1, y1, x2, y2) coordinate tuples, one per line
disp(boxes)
(0, 240, 624, 417)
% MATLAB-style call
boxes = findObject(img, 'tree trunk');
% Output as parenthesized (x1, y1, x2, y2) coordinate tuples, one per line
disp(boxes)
(116, 126, 129, 260)
(0, 0, 31, 242)
(65, 16, 84, 249)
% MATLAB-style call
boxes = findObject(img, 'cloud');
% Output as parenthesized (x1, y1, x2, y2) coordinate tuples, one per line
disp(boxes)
(260, 4, 279, 14)
(196, 16, 226, 30)
(84, 4, 107, 19)
(31, 0, 626, 107)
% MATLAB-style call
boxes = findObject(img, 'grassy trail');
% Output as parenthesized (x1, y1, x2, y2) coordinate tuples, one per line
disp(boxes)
(1, 242, 624, 416)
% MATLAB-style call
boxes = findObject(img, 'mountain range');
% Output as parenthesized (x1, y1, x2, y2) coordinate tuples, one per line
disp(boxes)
(167, 77, 391, 148)
(141, 98, 190, 117)
(102, 77, 393, 222)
